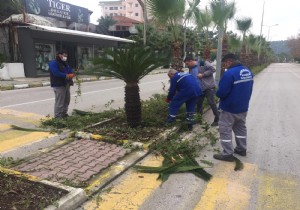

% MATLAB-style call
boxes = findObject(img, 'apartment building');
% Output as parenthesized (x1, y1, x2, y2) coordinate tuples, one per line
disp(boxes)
(99, 0, 144, 22)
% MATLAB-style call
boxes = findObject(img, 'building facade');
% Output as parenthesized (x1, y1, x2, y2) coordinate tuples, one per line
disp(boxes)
(0, 0, 133, 78)
(99, 0, 144, 22)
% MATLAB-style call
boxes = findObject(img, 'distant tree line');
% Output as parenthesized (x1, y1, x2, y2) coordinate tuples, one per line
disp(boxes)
(287, 34, 300, 61)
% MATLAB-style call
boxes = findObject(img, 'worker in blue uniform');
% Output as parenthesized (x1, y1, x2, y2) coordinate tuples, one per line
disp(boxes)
(166, 69, 202, 130)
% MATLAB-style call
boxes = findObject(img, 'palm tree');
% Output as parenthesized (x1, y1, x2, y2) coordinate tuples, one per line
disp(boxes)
(245, 34, 260, 66)
(96, 16, 117, 35)
(210, 0, 236, 83)
(147, 0, 200, 71)
(195, 7, 212, 60)
(236, 17, 252, 66)
(0, 0, 24, 21)
(93, 45, 167, 127)
(228, 33, 241, 54)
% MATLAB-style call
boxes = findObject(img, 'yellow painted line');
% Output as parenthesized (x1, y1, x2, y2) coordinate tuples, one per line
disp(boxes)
(83, 156, 163, 210)
(257, 172, 300, 210)
(84, 165, 125, 195)
(0, 131, 52, 152)
(195, 162, 258, 210)
(0, 108, 46, 125)
(0, 124, 11, 131)
(0, 167, 41, 182)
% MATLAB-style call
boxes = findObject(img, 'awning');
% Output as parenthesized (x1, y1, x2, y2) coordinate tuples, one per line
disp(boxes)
(18, 24, 135, 43)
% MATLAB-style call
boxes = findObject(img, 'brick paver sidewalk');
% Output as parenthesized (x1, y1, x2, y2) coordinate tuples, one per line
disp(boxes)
(13, 139, 127, 184)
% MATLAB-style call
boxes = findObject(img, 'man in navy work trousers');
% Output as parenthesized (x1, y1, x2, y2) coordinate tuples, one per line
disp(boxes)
(166, 69, 202, 130)
(49, 50, 75, 119)
(213, 53, 254, 162)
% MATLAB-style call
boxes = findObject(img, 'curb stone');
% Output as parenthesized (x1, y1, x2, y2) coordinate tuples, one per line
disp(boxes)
(42, 81, 51, 86)
(13, 84, 29, 89)
(43, 180, 87, 210)
(0, 167, 87, 210)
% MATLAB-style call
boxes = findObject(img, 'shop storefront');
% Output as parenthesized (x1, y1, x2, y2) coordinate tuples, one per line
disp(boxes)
(17, 24, 134, 77)
(0, 0, 134, 78)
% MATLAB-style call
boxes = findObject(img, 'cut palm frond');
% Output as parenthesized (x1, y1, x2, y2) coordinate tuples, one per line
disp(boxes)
(10, 125, 50, 132)
(134, 154, 212, 183)
(73, 109, 95, 116)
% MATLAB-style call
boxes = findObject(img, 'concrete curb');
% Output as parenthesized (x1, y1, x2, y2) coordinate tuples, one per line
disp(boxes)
(43, 180, 87, 210)
(0, 167, 87, 210)
(13, 84, 29, 89)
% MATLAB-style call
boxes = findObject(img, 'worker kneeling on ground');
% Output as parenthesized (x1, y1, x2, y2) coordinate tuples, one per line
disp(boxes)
(166, 69, 202, 130)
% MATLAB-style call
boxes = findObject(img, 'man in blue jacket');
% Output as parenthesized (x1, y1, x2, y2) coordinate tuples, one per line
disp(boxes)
(166, 69, 202, 130)
(49, 50, 75, 118)
(213, 53, 254, 162)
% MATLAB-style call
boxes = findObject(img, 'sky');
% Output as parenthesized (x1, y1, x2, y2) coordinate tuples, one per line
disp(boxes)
(61, 0, 300, 41)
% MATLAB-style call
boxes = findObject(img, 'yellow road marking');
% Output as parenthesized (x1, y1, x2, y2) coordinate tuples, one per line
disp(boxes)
(83, 156, 163, 210)
(0, 124, 11, 131)
(195, 162, 258, 210)
(0, 108, 46, 125)
(257, 172, 300, 210)
(0, 131, 52, 152)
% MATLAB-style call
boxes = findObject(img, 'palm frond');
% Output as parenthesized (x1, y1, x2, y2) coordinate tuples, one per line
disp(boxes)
(210, 1, 236, 29)
(72, 109, 94, 116)
(10, 125, 49, 132)
(134, 154, 212, 183)
(147, 0, 185, 25)
(93, 45, 167, 83)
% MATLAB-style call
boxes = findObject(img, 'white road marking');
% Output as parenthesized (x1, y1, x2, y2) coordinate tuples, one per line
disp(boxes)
(0, 80, 167, 108)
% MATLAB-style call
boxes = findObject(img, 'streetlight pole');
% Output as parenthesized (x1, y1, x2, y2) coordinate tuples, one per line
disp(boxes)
(265, 24, 278, 41)
(258, 1, 265, 60)
(215, 0, 225, 85)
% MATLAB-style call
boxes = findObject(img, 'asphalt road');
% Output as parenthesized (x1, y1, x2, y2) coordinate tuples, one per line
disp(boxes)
(0, 73, 169, 116)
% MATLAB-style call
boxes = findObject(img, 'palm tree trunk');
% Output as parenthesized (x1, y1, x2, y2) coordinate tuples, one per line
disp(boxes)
(125, 82, 141, 127)
(222, 33, 228, 55)
(171, 41, 183, 71)
(240, 44, 247, 65)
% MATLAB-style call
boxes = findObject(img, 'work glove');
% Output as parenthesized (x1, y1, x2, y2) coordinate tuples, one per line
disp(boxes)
(165, 98, 171, 103)
(66, 73, 75, 79)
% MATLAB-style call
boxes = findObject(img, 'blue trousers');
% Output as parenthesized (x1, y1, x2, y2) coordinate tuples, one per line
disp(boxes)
(168, 95, 198, 117)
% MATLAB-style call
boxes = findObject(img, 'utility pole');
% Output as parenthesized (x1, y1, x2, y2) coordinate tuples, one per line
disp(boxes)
(143, 0, 147, 46)
(215, 0, 225, 85)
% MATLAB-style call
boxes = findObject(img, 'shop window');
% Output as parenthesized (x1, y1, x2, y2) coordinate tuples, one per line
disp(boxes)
(35, 43, 54, 74)
(78, 47, 92, 71)
(109, 7, 113, 10)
